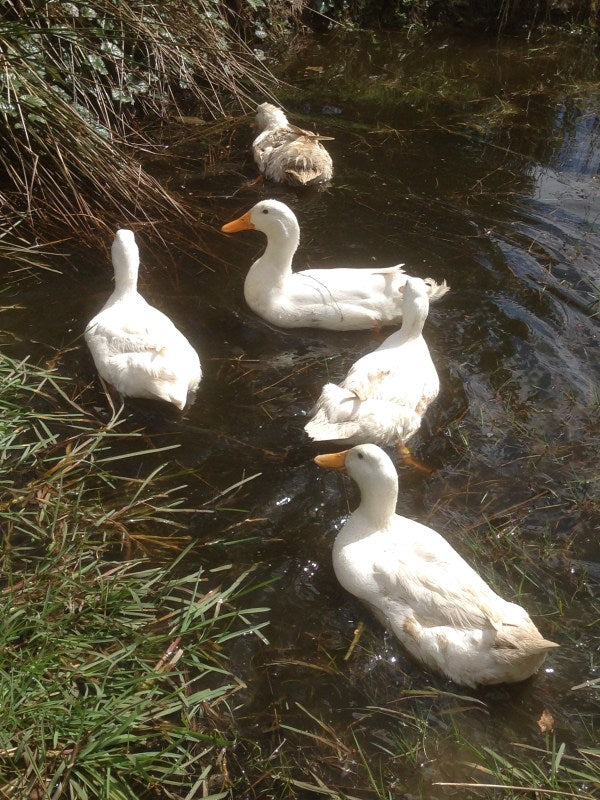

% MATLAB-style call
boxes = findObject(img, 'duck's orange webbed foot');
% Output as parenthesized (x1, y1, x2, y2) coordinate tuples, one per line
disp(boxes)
(370, 321, 386, 342)
(244, 175, 264, 189)
(397, 444, 434, 476)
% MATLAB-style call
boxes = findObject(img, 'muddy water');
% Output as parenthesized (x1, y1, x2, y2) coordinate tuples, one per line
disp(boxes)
(6, 28, 600, 798)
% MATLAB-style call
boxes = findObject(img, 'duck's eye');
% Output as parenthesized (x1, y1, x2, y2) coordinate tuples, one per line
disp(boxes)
(357, 452, 364, 460)
(262, 208, 269, 214)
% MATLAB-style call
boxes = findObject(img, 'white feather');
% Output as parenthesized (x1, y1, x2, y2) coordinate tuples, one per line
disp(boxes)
(85, 230, 201, 410)
(222, 199, 449, 331)
(317, 445, 559, 687)
(305, 277, 438, 446)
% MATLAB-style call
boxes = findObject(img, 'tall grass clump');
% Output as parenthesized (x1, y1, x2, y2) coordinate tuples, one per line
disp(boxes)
(0, 0, 274, 266)
(0, 353, 269, 798)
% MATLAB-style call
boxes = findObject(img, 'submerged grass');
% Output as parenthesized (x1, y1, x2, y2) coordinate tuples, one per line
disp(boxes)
(436, 728, 600, 799)
(0, 352, 270, 798)
(246, 683, 600, 799)
(213, 376, 599, 798)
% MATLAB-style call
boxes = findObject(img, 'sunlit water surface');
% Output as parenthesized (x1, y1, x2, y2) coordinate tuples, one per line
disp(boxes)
(5, 28, 600, 799)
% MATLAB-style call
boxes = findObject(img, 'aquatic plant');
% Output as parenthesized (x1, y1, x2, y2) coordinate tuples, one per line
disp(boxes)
(0, 0, 273, 267)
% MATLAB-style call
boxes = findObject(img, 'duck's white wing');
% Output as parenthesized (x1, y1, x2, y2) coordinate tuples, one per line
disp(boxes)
(371, 517, 527, 632)
(305, 337, 428, 443)
(348, 326, 439, 404)
(87, 304, 180, 359)
(297, 267, 449, 310)
(87, 322, 162, 356)
(252, 128, 287, 165)
(304, 383, 363, 441)
(304, 382, 422, 445)
(86, 301, 201, 400)
(295, 266, 405, 312)
(342, 340, 430, 405)
(342, 356, 395, 402)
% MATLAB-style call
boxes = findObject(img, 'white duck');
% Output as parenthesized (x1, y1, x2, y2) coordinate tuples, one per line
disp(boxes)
(305, 277, 438, 458)
(85, 229, 201, 410)
(315, 444, 559, 687)
(252, 102, 333, 186)
(221, 199, 449, 331)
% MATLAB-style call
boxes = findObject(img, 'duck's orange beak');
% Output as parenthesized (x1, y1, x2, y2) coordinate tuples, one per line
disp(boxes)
(314, 450, 349, 471)
(221, 211, 254, 233)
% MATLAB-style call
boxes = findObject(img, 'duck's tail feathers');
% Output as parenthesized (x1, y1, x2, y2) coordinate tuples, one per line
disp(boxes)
(374, 263, 405, 276)
(304, 412, 360, 442)
(285, 168, 321, 185)
(287, 122, 335, 141)
(494, 623, 560, 654)
(310, 383, 360, 420)
(538, 638, 560, 651)
(305, 383, 362, 442)
(424, 277, 450, 303)
(520, 636, 560, 654)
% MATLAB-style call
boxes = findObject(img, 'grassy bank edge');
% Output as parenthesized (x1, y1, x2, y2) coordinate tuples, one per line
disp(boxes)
(0, 353, 270, 799)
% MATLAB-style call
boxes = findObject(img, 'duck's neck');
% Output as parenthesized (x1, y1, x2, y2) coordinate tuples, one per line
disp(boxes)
(354, 471, 398, 530)
(113, 253, 139, 297)
(383, 294, 428, 347)
(263, 107, 288, 130)
(255, 217, 300, 284)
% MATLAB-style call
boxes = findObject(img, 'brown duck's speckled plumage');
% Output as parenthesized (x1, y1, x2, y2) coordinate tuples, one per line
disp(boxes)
(252, 102, 333, 186)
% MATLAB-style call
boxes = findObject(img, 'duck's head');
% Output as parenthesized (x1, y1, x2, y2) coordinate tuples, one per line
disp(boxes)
(315, 444, 398, 497)
(111, 229, 139, 277)
(400, 276, 430, 328)
(402, 276, 428, 301)
(255, 102, 289, 131)
(221, 199, 299, 238)
(315, 444, 399, 521)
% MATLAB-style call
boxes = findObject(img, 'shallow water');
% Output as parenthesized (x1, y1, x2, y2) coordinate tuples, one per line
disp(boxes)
(5, 27, 600, 798)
